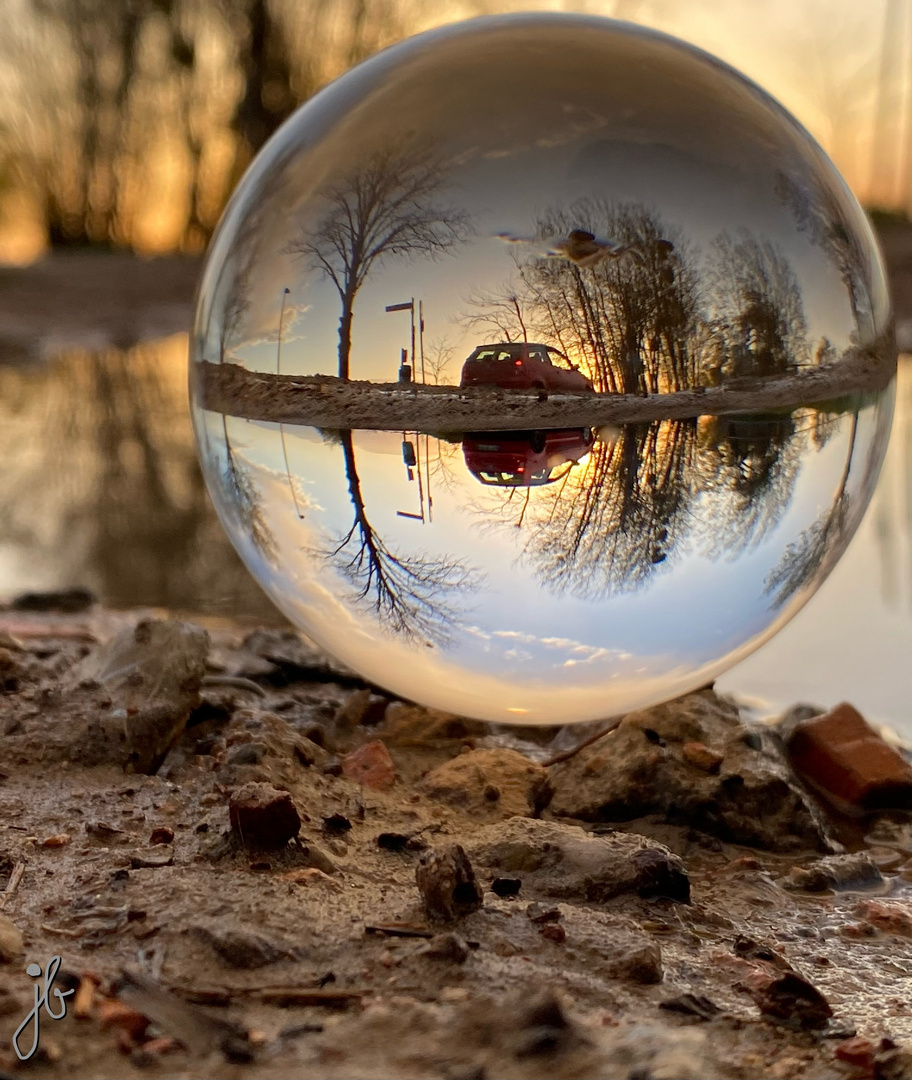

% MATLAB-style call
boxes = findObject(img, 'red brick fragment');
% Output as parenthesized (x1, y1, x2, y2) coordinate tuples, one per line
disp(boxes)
(97, 998, 150, 1040)
(343, 739, 396, 790)
(786, 703, 912, 812)
(835, 1035, 876, 1069)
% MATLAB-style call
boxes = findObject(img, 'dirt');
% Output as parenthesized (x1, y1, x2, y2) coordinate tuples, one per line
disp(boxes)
(194, 332, 896, 434)
(1, 607, 912, 1079)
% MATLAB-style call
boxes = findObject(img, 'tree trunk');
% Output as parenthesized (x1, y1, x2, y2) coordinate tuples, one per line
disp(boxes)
(338, 294, 355, 380)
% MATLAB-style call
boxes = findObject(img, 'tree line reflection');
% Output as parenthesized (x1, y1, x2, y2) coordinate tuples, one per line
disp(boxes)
(206, 402, 866, 650)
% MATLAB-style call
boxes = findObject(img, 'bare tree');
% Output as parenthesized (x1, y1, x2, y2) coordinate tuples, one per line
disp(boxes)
(289, 142, 469, 379)
(463, 279, 530, 343)
(321, 431, 482, 643)
(705, 230, 809, 378)
(467, 200, 695, 395)
(422, 335, 456, 386)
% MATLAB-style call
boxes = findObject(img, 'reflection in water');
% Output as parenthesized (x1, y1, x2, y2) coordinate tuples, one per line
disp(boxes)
(320, 430, 482, 644)
(0, 337, 277, 618)
(462, 429, 595, 487)
(193, 393, 891, 724)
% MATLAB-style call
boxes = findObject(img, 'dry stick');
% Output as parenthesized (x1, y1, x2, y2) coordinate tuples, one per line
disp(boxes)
(200, 675, 266, 698)
(0, 861, 25, 908)
(541, 717, 622, 767)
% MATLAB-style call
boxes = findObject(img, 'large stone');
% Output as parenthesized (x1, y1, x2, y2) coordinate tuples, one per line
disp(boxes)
(0, 914, 24, 963)
(421, 748, 551, 819)
(464, 818, 690, 903)
(65, 618, 210, 773)
(548, 690, 832, 852)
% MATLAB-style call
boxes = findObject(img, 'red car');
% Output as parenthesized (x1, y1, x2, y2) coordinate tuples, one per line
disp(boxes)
(459, 342, 593, 392)
(463, 428, 595, 487)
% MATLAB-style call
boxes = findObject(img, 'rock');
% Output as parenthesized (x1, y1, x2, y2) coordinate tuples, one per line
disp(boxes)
(548, 690, 832, 852)
(0, 914, 24, 963)
(835, 1036, 877, 1069)
(242, 628, 357, 683)
(852, 899, 912, 937)
(41, 833, 71, 847)
(65, 618, 210, 774)
(514, 991, 577, 1058)
(786, 702, 912, 813)
(421, 748, 551, 819)
(601, 935, 662, 984)
(659, 993, 722, 1021)
(465, 818, 690, 903)
(382, 701, 484, 743)
(130, 848, 173, 869)
(418, 931, 470, 962)
(540, 923, 566, 944)
(192, 926, 289, 968)
(491, 877, 521, 898)
(415, 843, 483, 921)
(599, 1025, 711, 1080)
(228, 782, 301, 847)
(226, 742, 267, 766)
(0, 647, 28, 692)
(333, 689, 387, 732)
(342, 739, 396, 790)
(149, 826, 175, 846)
(744, 970, 833, 1029)
(781, 852, 883, 892)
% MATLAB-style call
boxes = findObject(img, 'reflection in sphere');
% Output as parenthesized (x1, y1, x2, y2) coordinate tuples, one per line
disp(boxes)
(189, 14, 895, 724)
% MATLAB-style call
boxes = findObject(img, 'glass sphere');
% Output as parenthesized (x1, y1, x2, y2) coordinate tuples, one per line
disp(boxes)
(189, 13, 895, 724)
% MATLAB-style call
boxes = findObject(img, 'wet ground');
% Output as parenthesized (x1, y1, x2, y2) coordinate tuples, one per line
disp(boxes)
(0, 609, 911, 1079)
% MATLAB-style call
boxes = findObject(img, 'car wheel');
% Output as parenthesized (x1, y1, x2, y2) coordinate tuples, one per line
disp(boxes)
(531, 430, 547, 453)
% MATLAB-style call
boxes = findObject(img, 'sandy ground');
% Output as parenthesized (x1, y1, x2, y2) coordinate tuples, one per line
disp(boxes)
(0, 608, 911, 1080)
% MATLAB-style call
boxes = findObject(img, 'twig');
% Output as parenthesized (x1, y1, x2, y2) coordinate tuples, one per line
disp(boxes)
(0, 861, 25, 908)
(40, 923, 84, 938)
(542, 718, 622, 767)
(201, 675, 267, 698)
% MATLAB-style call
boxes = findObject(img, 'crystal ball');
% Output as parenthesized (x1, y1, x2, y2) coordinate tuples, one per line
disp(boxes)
(189, 13, 895, 724)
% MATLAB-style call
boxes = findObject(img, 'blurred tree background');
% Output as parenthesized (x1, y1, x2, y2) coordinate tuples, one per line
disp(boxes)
(0, 0, 909, 263)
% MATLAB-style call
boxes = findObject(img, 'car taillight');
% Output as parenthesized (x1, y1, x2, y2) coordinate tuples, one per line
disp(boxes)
(516, 467, 525, 473)
(514, 359, 523, 366)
